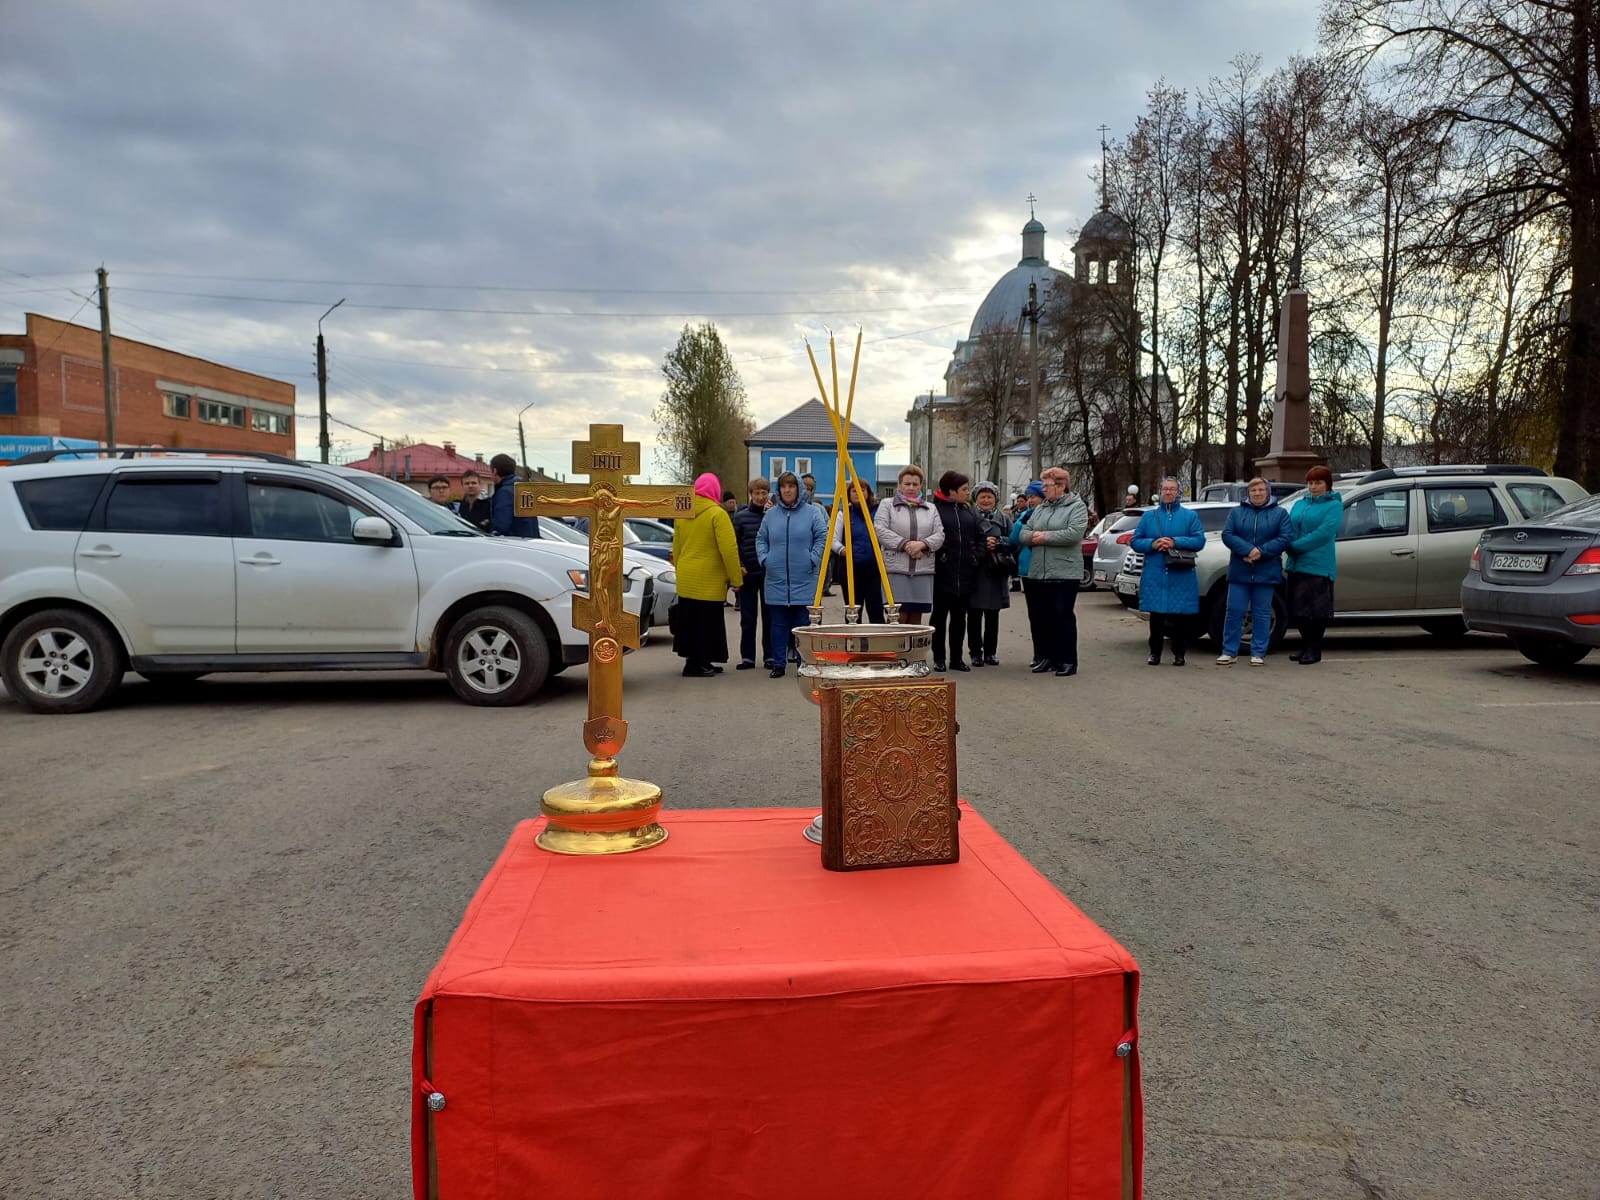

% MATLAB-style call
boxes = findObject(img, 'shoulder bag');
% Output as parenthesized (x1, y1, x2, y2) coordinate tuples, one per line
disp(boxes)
(1159, 509, 1196, 569)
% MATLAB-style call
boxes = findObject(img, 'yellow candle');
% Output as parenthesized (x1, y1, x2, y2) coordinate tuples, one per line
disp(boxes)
(806, 337, 893, 608)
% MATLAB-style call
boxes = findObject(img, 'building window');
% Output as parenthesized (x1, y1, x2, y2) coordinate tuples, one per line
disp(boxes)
(0, 366, 18, 415)
(251, 410, 291, 435)
(795, 457, 812, 477)
(770, 457, 786, 477)
(198, 399, 245, 427)
(162, 391, 191, 419)
(1108, 259, 1119, 284)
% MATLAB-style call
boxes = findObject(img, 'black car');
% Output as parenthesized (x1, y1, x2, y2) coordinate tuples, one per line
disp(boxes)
(1461, 493, 1600, 667)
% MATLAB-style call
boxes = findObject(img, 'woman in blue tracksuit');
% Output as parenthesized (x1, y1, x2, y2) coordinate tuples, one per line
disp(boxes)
(1218, 477, 1293, 664)
(1131, 477, 1207, 666)
(756, 471, 828, 679)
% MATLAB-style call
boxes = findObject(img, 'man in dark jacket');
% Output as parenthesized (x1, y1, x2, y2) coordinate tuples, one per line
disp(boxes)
(930, 470, 983, 671)
(730, 477, 772, 669)
(457, 469, 492, 530)
(488, 453, 540, 538)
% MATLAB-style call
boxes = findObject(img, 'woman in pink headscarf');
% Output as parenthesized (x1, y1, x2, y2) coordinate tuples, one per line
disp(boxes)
(668, 472, 744, 677)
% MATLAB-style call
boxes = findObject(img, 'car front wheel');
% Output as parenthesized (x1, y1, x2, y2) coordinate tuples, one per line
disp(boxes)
(1511, 636, 1592, 669)
(443, 605, 550, 706)
(1, 609, 125, 714)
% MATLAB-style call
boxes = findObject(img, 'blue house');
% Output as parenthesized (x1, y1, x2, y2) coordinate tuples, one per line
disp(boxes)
(745, 399, 883, 504)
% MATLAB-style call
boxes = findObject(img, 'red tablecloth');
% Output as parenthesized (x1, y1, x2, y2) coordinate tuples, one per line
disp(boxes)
(414, 804, 1142, 1199)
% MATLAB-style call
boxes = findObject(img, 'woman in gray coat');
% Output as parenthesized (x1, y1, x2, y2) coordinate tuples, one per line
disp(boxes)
(968, 480, 1012, 666)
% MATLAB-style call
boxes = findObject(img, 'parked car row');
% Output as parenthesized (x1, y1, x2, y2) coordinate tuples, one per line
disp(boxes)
(1114, 466, 1592, 661)
(0, 449, 668, 713)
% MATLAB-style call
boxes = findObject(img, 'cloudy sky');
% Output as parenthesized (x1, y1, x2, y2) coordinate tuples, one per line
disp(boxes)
(1, 0, 1318, 477)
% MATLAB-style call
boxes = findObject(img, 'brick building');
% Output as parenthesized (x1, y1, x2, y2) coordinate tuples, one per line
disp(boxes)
(0, 313, 296, 456)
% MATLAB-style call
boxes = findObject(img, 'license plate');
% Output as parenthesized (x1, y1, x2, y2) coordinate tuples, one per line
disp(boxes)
(1491, 552, 1547, 572)
(1094, 571, 1107, 583)
(1116, 576, 1138, 595)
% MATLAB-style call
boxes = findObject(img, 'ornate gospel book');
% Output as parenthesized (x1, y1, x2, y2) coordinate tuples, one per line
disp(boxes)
(819, 679, 959, 871)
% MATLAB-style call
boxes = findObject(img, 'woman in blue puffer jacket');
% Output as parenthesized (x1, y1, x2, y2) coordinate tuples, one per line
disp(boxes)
(1130, 476, 1206, 666)
(1218, 477, 1293, 665)
(757, 471, 828, 678)
(1284, 465, 1342, 665)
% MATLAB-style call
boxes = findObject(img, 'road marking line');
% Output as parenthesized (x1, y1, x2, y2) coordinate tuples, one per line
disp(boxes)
(1478, 701, 1600, 708)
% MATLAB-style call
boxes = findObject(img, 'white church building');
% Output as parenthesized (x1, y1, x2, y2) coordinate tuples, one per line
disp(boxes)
(908, 205, 1171, 507)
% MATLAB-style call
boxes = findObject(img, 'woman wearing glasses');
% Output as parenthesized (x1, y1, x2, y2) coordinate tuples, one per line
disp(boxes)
(1130, 477, 1206, 666)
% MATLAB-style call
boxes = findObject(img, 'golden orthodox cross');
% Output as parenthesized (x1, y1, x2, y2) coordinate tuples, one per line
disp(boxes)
(515, 424, 692, 762)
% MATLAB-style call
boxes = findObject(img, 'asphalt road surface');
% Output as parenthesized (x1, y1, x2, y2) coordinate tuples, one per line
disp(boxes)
(3, 594, 1596, 1198)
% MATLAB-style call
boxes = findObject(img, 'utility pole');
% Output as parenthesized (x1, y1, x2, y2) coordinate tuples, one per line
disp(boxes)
(518, 401, 537, 474)
(96, 267, 116, 452)
(316, 299, 346, 464)
(1025, 279, 1041, 479)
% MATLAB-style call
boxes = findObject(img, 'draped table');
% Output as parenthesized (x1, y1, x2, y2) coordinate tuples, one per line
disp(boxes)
(413, 803, 1142, 1199)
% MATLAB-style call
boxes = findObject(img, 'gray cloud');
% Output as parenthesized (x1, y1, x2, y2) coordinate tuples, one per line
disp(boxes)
(0, 0, 1318, 470)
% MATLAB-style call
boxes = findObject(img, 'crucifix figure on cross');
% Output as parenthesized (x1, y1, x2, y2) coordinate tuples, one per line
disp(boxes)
(514, 423, 692, 855)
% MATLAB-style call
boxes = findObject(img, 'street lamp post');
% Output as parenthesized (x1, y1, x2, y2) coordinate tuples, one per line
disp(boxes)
(316, 298, 346, 464)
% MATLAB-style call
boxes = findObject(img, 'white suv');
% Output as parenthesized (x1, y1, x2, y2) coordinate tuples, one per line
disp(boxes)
(0, 450, 651, 713)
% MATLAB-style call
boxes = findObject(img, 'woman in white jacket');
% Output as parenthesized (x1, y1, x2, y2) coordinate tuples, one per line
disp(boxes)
(873, 465, 944, 624)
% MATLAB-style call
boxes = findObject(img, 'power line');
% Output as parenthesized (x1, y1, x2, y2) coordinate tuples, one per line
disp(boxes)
(112, 286, 972, 319)
(88, 267, 985, 300)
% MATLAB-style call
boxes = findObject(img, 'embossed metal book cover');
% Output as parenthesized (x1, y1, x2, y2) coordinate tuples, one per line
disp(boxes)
(820, 679, 958, 871)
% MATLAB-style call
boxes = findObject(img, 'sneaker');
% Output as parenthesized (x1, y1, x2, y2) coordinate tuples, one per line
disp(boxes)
(1249, 656, 1265, 666)
(1215, 654, 1235, 665)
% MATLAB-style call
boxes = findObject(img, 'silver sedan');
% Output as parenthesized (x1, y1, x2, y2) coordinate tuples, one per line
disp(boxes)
(1090, 509, 1147, 604)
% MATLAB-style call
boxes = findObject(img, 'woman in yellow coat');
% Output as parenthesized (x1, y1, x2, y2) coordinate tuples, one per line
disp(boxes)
(670, 472, 744, 677)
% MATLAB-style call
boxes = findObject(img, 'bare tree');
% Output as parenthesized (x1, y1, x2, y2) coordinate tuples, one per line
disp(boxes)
(1324, 0, 1600, 486)
(1106, 81, 1192, 472)
(1335, 96, 1451, 466)
(953, 320, 1028, 482)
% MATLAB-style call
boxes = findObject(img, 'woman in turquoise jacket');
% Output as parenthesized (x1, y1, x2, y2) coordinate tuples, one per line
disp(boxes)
(1284, 465, 1342, 665)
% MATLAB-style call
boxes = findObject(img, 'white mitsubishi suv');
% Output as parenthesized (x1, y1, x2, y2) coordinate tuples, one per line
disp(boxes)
(0, 449, 652, 713)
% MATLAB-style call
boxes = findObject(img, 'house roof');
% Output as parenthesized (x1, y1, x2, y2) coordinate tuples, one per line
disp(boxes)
(344, 441, 494, 476)
(747, 399, 884, 449)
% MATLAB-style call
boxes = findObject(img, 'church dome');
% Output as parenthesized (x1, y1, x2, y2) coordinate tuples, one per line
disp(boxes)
(968, 215, 1065, 338)
(1076, 208, 1131, 244)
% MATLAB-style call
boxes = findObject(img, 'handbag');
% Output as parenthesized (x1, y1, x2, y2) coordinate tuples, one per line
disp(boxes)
(988, 544, 1018, 575)
(1157, 508, 1196, 570)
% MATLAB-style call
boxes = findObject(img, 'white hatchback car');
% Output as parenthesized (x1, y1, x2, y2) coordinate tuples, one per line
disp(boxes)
(0, 450, 651, 713)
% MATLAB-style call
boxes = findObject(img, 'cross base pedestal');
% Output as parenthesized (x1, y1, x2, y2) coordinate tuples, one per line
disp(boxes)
(537, 758, 668, 855)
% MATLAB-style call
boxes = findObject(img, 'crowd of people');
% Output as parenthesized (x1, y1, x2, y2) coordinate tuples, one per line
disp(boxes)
(427, 455, 1341, 676)
(427, 454, 542, 537)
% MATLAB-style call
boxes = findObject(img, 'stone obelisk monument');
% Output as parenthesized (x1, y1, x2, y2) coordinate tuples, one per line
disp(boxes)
(1256, 267, 1328, 482)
